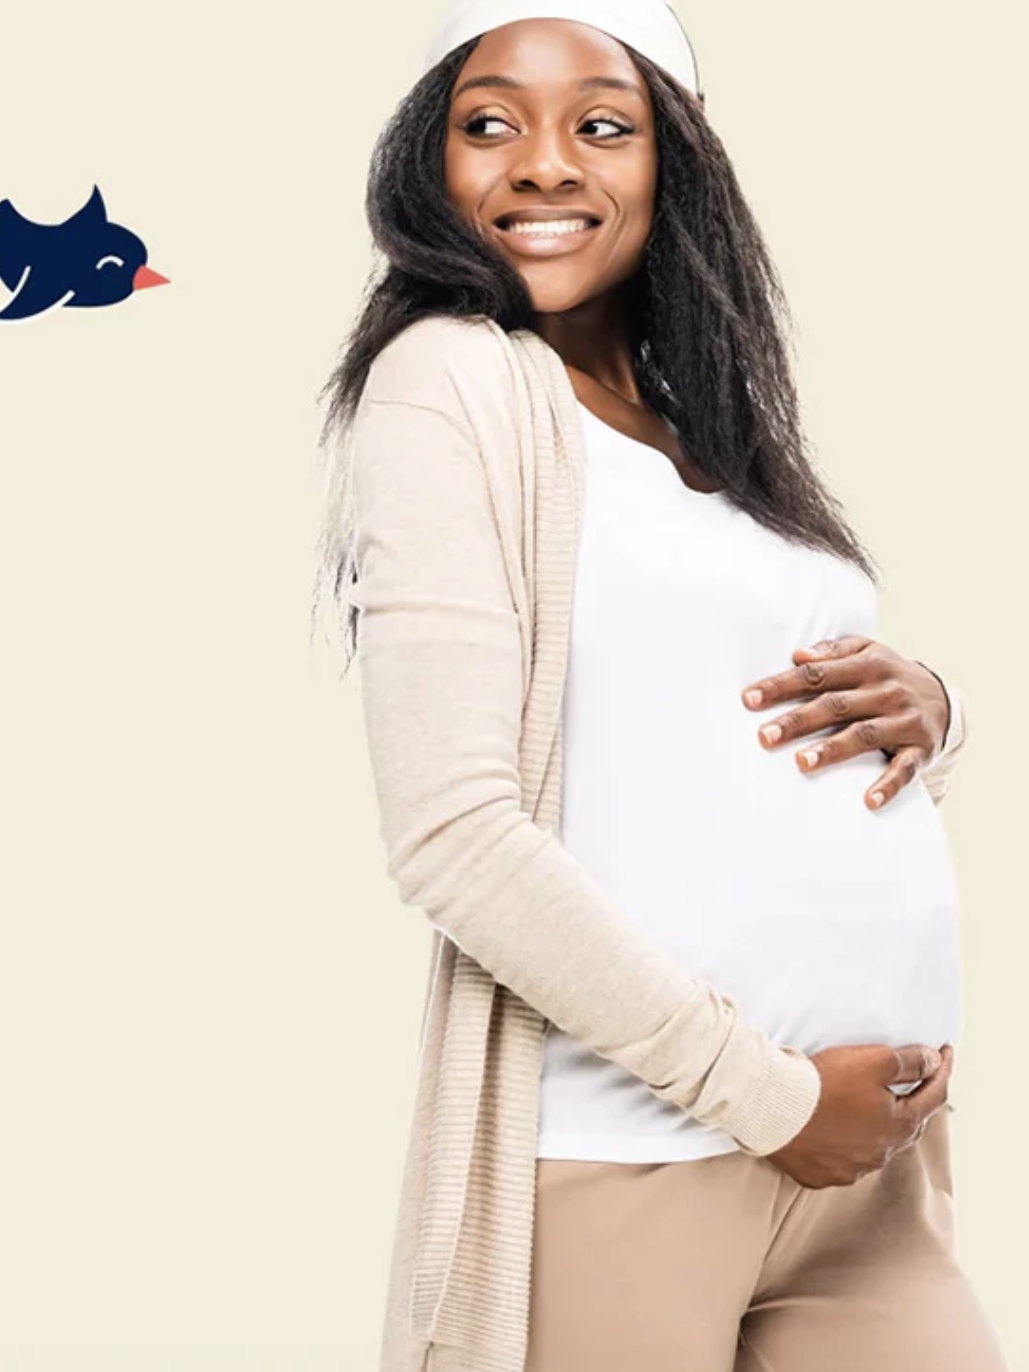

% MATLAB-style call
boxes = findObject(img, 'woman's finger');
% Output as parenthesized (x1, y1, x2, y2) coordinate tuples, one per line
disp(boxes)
(741, 637, 877, 716)
(756, 685, 921, 757)
(859, 745, 929, 810)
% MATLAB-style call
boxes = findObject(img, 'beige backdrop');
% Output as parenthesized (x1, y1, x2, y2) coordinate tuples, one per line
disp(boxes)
(0, 1, 1025, 1368)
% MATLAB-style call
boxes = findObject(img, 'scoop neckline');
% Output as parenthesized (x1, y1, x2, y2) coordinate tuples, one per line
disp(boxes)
(574, 398, 727, 500)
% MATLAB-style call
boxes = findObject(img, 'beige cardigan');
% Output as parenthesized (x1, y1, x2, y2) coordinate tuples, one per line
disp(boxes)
(346, 314, 968, 1372)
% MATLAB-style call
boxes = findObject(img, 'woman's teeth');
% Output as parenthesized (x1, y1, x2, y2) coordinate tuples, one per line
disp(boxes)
(505, 218, 594, 236)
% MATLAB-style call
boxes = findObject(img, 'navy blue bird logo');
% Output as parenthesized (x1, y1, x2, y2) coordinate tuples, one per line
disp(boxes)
(0, 183, 169, 322)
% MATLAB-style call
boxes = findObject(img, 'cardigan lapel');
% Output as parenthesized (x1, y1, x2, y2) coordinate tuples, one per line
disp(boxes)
(408, 323, 587, 1371)
(504, 325, 585, 831)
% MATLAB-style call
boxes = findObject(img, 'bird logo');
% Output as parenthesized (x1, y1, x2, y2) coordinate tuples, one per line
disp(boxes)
(0, 183, 169, 322)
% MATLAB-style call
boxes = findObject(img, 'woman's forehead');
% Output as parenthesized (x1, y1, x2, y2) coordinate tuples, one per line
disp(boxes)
(457, 18, 642, 79)
(451, 21, 650, 108)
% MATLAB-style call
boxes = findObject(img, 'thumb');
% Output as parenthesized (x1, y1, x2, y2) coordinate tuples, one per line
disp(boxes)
(886, 1043, 943, 1085)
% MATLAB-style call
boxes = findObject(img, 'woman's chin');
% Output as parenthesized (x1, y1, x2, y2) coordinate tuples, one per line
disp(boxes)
(519, 275, 599, 315)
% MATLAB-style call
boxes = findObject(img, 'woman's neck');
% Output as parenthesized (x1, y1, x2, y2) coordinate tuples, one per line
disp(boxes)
(532, 287, 640, 405)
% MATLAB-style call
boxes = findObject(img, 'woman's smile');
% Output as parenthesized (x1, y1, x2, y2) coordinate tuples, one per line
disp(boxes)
(491, 208, 603, 257)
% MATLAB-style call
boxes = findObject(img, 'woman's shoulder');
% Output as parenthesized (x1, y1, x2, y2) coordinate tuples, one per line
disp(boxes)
(362, 313, 519, 416)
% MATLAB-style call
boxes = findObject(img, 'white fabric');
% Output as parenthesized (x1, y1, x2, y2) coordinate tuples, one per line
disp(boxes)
(535, 401, 964, 1163)
(422, 0, 701, 96)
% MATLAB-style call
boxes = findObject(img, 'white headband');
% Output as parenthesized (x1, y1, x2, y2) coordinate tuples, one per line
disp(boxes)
(421, 0, 701, 99)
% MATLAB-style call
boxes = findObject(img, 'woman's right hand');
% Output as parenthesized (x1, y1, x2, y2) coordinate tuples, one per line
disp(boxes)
(765, 1042, 954, 1189)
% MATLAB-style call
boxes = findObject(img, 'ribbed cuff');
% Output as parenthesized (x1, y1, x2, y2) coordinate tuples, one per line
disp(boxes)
(938, 680, 966, 756)
(915, 662, 966, 758)
(722, 1044, 822, 1157)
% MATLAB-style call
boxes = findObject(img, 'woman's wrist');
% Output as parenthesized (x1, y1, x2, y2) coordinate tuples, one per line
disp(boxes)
(724, 1044, 823, 1157)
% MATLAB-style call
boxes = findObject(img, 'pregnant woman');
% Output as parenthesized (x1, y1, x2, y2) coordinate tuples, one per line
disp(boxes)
(313, 3, 1008, 1369)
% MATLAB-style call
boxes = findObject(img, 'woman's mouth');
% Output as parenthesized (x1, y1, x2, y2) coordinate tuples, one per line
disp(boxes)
(492, 214, 602, 257)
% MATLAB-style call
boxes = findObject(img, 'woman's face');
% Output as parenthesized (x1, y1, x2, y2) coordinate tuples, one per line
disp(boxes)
(444, 19, 658, 315)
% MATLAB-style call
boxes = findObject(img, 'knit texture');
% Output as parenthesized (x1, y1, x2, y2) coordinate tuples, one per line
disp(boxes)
(346, 315, 969, 1372)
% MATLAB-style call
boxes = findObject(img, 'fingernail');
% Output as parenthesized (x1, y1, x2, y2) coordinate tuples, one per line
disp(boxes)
(925, 1048, 942, 1073)
(744, 689, 763, 707)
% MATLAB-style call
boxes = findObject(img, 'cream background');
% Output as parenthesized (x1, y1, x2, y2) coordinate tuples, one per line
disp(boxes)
(0, 1, 1024, 1368)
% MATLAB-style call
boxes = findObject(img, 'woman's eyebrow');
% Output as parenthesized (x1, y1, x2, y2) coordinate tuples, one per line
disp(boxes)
(452, 73, 645, 100)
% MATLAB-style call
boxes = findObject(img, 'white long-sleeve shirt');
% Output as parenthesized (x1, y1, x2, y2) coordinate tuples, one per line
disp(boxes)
(536, 401, 964, 1163)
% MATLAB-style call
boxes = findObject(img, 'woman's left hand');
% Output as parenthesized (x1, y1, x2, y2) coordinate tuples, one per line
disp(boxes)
(740, 636, 951, 811)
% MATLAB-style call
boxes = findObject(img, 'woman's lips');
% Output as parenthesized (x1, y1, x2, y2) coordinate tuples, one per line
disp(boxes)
(491, 219, 601, 257)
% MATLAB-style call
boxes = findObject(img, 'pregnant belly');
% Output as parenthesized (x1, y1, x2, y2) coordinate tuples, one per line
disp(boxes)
(661, 750, 964, 1061)
(673, 892, 964, 1060)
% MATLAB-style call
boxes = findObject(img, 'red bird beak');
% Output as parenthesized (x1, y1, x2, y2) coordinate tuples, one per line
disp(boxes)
(133, 264, 170, 290)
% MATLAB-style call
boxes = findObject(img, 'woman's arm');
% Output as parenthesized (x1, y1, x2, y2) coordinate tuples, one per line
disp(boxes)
(348, 386, 821, 1158)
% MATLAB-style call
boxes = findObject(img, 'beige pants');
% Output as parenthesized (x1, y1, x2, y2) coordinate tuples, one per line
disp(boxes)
(525, 1107, 1008, 1371)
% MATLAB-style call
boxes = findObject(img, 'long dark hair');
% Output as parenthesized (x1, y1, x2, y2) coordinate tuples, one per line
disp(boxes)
(311, 36, 882, 675)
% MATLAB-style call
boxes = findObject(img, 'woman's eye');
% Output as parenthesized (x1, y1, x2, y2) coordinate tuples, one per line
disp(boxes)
(581, 118, 633, 139)
(461, 115, 513, 138)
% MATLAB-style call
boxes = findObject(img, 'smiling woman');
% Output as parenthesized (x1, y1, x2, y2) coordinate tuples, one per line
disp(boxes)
(311, 5, 1004, 1372)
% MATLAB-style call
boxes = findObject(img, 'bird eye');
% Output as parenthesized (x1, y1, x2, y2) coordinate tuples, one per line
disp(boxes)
(96, 255, 125, 270)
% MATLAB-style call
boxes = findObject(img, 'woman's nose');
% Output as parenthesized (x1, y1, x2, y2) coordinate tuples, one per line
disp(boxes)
(508, 129, 584, 190)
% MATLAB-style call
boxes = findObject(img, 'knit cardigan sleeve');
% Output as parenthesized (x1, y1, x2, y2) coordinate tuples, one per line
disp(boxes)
(916, 668, 969, 806)
(347, 337, 823, 1159)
